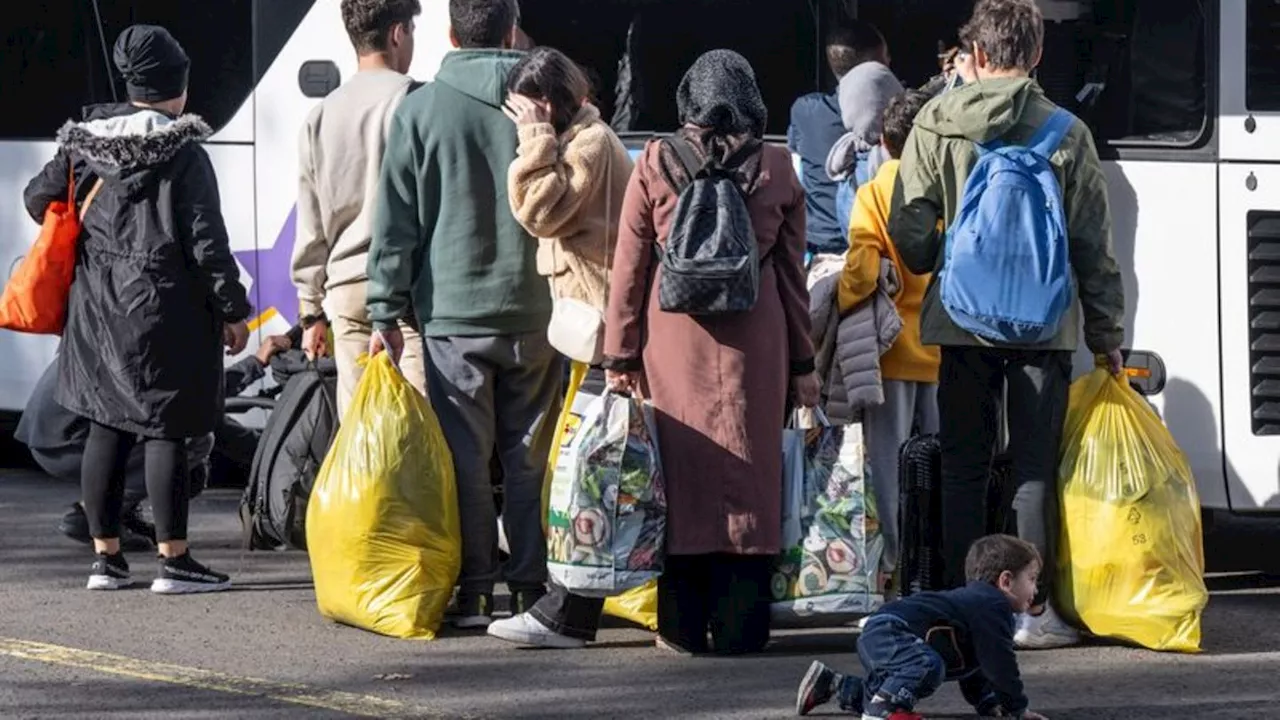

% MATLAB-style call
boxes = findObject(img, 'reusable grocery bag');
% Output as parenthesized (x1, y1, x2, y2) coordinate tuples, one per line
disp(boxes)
(547, 392, 666, 597)
(1056, 368, 1207, 653)
(773, 409, 884, 623)
(306, 353, 460, 640)
(0, 172, 101, 334)
(602, 579, 659, 631)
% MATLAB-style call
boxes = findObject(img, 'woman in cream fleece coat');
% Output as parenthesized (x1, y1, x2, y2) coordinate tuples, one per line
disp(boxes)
(504, 49, 634, 313)
(491, 47, 634, 650)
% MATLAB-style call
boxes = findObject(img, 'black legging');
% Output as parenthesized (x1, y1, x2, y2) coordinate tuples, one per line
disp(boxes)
(82, 422, 189, 543)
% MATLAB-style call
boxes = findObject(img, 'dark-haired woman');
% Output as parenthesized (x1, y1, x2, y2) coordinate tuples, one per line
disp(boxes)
(487, 46, 634, 650)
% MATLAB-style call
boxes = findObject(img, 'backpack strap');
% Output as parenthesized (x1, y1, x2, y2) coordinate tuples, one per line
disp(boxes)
(668, 134, 704, 176)
(657, 134, 704, 196)
(976, 107, 1075, 158)
(1028, 108, 1076, 159)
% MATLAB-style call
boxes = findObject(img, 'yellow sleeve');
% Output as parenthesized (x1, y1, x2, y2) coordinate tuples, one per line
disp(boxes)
(837, 184, 886, 315)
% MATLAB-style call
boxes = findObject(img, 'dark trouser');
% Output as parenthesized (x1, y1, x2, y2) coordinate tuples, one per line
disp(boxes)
(841, 615, 945, 712)
(529, 580, 607, 641)
(657, 554, 773, 655)
(938, 347, 1070, 606)
(425, 332, 563, 596)
(32, 446, 147, 507)
(82, 422, 190, 542)
(210, 416, 261, 487)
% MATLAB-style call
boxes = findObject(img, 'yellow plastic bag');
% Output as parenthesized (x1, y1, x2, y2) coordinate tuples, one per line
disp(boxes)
(306, 353, 461, 639)
(1056, 368, 1207, 652)
(542, 361, 589, 534)
(603, 580, 659, 631)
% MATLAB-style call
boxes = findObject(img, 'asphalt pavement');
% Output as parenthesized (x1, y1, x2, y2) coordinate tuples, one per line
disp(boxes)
(2, 470, 1279, 719)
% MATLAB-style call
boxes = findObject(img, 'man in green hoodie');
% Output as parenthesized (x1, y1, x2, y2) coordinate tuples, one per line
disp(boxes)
(367, 0, 560, 630)
(889, 0, 1125, 651)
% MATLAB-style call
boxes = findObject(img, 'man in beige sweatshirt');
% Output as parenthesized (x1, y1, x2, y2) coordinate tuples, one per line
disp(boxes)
(291, 0, 427, 416)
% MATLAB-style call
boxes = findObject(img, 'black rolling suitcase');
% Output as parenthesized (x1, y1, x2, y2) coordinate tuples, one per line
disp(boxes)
(898, 434, 1016, 596)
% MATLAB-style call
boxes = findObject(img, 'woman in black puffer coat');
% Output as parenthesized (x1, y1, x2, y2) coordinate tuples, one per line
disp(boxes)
(23, 25, 251, 595)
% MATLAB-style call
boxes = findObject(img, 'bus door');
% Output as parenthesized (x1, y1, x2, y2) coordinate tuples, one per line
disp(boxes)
(1218, 1, 1280, 511)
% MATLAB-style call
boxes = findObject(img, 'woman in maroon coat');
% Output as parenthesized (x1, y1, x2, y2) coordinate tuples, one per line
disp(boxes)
(604, 50, 820, 654)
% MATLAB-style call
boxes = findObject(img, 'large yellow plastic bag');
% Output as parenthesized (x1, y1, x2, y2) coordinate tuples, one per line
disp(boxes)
(306, 353, 460, 639)
(1056, 368, 1207, 652)
(602, 580, 659, 631)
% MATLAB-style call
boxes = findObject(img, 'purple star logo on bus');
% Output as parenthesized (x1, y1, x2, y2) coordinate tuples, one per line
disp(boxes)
(234, 207, 299, 327)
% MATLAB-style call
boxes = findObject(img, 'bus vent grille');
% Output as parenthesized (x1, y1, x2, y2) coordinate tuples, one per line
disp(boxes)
(1248, 211, 1280, 435)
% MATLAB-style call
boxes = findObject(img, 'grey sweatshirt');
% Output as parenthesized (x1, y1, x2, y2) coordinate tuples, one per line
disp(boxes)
(292, 68, 414, 317)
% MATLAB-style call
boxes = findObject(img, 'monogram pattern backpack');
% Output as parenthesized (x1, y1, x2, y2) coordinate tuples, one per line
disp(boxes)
(656, 134, 763, 316)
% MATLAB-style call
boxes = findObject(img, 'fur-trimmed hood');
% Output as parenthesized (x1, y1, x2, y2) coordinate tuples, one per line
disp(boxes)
(57, 104, 211, 194)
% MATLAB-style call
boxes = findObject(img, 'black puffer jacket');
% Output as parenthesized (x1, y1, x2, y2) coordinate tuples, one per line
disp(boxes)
(23, 103, 251, 439)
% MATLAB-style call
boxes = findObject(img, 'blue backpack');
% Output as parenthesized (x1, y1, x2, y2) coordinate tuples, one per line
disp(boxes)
(939, 108, 1077, 344)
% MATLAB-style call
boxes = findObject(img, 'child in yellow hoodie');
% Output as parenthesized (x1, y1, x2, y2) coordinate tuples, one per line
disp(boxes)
(837, 89, 939, 589)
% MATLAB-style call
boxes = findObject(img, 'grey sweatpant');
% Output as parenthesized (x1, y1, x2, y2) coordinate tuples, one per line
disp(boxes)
(864, 380, 939, 575)
(424, 331, 563, 596)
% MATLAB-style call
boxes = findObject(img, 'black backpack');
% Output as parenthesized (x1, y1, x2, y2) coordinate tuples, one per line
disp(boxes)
(657, 134, 763, 315)
(239, 350, 338, 551)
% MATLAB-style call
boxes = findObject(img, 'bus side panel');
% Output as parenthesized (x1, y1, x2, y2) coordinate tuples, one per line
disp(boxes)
(1219, 164, 1280, 512)
(0, 144, 259, 414)
(1073, 161, 1228, 510)
(0, 143, 60, 412)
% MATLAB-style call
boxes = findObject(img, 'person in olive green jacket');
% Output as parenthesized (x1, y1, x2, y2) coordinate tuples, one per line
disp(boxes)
(888, 0, 1125, 652)
(366, 0, 560, 630)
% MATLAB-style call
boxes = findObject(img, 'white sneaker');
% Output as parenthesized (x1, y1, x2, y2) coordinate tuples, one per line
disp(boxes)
(1014, 605, 1081, 649)
(487, 613, 585, 649)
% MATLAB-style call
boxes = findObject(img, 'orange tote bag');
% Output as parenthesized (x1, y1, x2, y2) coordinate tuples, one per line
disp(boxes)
(0, 169, 102, 335)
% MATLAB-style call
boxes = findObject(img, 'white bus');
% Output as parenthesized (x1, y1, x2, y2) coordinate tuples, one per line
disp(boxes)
(1, 1, 1273, 518)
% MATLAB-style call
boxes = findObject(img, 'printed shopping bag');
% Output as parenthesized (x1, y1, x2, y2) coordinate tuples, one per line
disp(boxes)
(1056, 368, 1207, 652)
(306, 353, 460, 640)
(547, 392, 666, 597)
(773, 409, 884, 623)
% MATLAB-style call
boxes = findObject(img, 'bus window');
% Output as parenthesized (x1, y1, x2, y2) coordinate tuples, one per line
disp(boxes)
(1082, 0, 1208, 146)
(0, 2, 114, 140)
(91, 1, 255, 134)
(519, 0, 829, 137)
(1247, 0, 1280, 111)
(854, 0, 1211, 149)
(0, 1, 312, 140)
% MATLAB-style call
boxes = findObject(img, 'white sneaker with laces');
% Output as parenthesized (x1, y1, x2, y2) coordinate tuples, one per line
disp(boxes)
(487, 612, 585, 649)
(1014, 605, 1081, 649)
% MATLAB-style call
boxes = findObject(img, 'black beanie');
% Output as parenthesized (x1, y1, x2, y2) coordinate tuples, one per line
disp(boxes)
(112, 25, 190, 103)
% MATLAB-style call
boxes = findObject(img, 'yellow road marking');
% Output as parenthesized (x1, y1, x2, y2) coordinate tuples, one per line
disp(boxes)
(0, 637, 469, 719)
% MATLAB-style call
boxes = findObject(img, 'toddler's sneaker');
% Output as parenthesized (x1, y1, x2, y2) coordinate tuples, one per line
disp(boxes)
(862, 692, 922, 720)
(797, 661, 865, 716)
(796, 661, 838, 715)
(452, 592, 494, 629)
(151, 553, 231, 594)
(1014, 604, 1080, 649)
(87, 551, 131, 590)
(488, 613, 585, 649)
